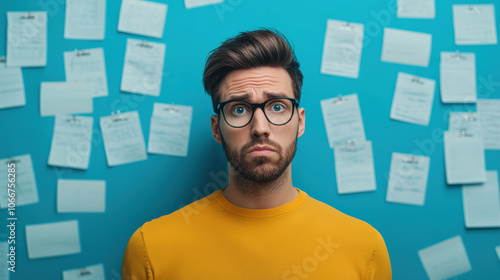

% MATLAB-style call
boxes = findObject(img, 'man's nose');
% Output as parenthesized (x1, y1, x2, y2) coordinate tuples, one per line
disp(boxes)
(250, 107, 271, 138)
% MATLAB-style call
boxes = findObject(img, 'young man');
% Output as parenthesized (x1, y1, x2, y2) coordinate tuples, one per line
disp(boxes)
(122, 29, 392, 280)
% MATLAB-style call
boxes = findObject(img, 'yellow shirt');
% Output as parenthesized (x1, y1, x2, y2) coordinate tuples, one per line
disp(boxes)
(122, 188, 392, 280)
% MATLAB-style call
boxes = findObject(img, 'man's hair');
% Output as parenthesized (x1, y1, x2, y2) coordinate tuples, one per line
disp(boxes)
(203, 28, 303, 113)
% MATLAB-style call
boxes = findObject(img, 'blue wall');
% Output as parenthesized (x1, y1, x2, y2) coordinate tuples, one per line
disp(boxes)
(1, 0, 499, 279)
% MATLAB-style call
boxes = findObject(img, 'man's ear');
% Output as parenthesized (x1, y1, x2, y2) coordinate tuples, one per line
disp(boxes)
(297, 107, 305, 138)
(211, 115, 222, 143)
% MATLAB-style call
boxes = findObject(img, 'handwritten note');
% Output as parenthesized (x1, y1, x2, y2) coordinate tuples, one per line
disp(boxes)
(477, 99, 500, 150)
(444, 131, 486, 185)
(7, 11, 47, 67)
(64, 48, 108, 98)
(453, 4, 498, 45)
(64, 0, 106, 40)
(440, 52, 476, 103)
(63, 263, 105, 280)
(0, 154, 39, 208)
(0, 58, 25, 109)
(397, 0, 435, 19)
(118, 0, 167, 38)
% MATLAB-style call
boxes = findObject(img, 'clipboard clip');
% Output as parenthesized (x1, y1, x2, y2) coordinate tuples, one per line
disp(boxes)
(339, 22, 354, 31)
(450, 50, 466, 60)
(112, 110, 128, 122)
(65, 115, 81, 125)
(20, 12, 35, 19)
(461, 111, 477, 122)
(163, 104, 179, 113)
(346, 139, 357, 151)
(138, 41, 153, 48)
(79, 268, 93, 276)
(465, 5, 480, 14)
(0, 56, 6, 63)
(402, 155, 419, 164)
(459, 128, 473, 137)
(411, 76, 424, 85)
(332, 94, 346, 104)
(74, 49, 90, 57)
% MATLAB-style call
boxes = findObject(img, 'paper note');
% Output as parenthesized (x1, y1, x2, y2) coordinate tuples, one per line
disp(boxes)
(0, 242, 9, 279)
(449, 112, 481, 137)
(462, 171, 500, 228)
(444, 131, 486, 185)
(440, 52, 476, 103)
(57, 179, 105, 213)
(0, 58, 25, 109)
(386, 153, 430, 206)
(334, 140, 376, 194)
(453, 4, 498, 45)
(390, 72, 435, 126)
(26, 220, 81, 259)
(48, 115, 93, 169)
(418, 235, 471, 280)
(397, 0, 435, 19)
(64, 48, 108, 98)
(100, 111, 147, 166)
(63, 263, 105, 280)
(7, 11, 47, 67)
(118, 0, 167, 38)
(184, 0, 223, 9)
(64, 0, 106, 40)
(40, 82, 93, 116)
(0, 154, 39, 208)
(148, 103, 192, 157)
(477, 99, 500, 150)
(320, 94, 366, 148)
(381, 28, 432, 67)
(496, 246, 500, 262)
(121, 39, 166, 96)
(321, 19, 364, 79)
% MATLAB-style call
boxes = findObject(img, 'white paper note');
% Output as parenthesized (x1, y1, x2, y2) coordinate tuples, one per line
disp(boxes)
(462, 171, 500, 228)
(477, 99, 500, 150)
(321, 19, 364, 79)
(418, 235, 471, 280)
(0, 242, 9, 279)
(118, 0, 167, 38)
(148, 103, 192, 157)
(57, 179, 105, 213)
(121, 39, 166, 96)
(184, 0, 223, 9)
(449, 112, 481, 137)
(453, 4, 498, 45)
(26, 220, 81, 259)
(64, 48, 108, 98)
(334, 140, 376, 194)
(390, 72, 435, 126)
(381, 28, 432, 67)
(48, 115, 93, 169)
(320, 94, 366, 148)
(0, 154, 39, 208)
(7, 11, 47, 67)
(440, 52, 476, 103)
(64, 0, 106, 40)
(63, 263, 105, 280)
(0, 58, 25, 109)
(40, 82, 93, 116)
(100, 111, 147, 166)
(386, 153, 430, 206)
(444, 131, 486, 185)
(397, 0, 435, 19)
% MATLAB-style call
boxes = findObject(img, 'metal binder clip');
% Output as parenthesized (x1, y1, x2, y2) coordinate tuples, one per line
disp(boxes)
(465, 5, 480, 14)
(339, 22, 354, 31)
(332, 94, 345, 104)
(402, 155, 419, 164)
(66, 115, 81, 124)
(75, 49, 90, 57)
(451, 50, 465, 60)
(411, 76, 423, 85)
(138, 41, 152, 48)
(164, 104, 179, 113)
(112, 110, 128, 122)
(462, 111, 476, 122)
(20, 12, 34, 19)
(346, 139, 357, 151)
(79, 268, 93, 276)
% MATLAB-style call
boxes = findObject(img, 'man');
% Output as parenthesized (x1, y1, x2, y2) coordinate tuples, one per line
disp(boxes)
(122, 29, 392, 280)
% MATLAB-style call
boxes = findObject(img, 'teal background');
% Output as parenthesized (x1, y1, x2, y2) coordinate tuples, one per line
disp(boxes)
(1, 0, 499, 279)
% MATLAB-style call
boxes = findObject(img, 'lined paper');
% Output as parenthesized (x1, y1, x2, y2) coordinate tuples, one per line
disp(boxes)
(7, 11, 47, 67)
(462, 171, 500, 228)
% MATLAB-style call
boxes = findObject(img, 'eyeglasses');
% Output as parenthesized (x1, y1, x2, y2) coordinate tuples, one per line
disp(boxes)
(216, 97, 299, 128)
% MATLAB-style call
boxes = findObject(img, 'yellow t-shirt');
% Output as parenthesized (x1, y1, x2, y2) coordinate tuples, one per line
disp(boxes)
(122, 188, 392, 280)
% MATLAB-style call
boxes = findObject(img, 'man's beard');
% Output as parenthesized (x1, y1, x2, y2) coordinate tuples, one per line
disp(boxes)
(221, 133, 297, 185)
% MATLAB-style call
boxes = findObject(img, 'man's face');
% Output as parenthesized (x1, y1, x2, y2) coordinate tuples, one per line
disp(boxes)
(210, 66, 305, 184)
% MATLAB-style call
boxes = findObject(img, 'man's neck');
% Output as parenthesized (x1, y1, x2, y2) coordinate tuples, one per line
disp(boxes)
(222, 167, 299, 209)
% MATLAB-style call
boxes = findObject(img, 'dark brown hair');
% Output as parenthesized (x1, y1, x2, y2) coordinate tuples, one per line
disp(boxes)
(203, 28, 303, 113)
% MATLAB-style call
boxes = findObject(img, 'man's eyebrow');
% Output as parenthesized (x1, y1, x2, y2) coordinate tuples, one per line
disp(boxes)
(223, 92, 290, 102)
